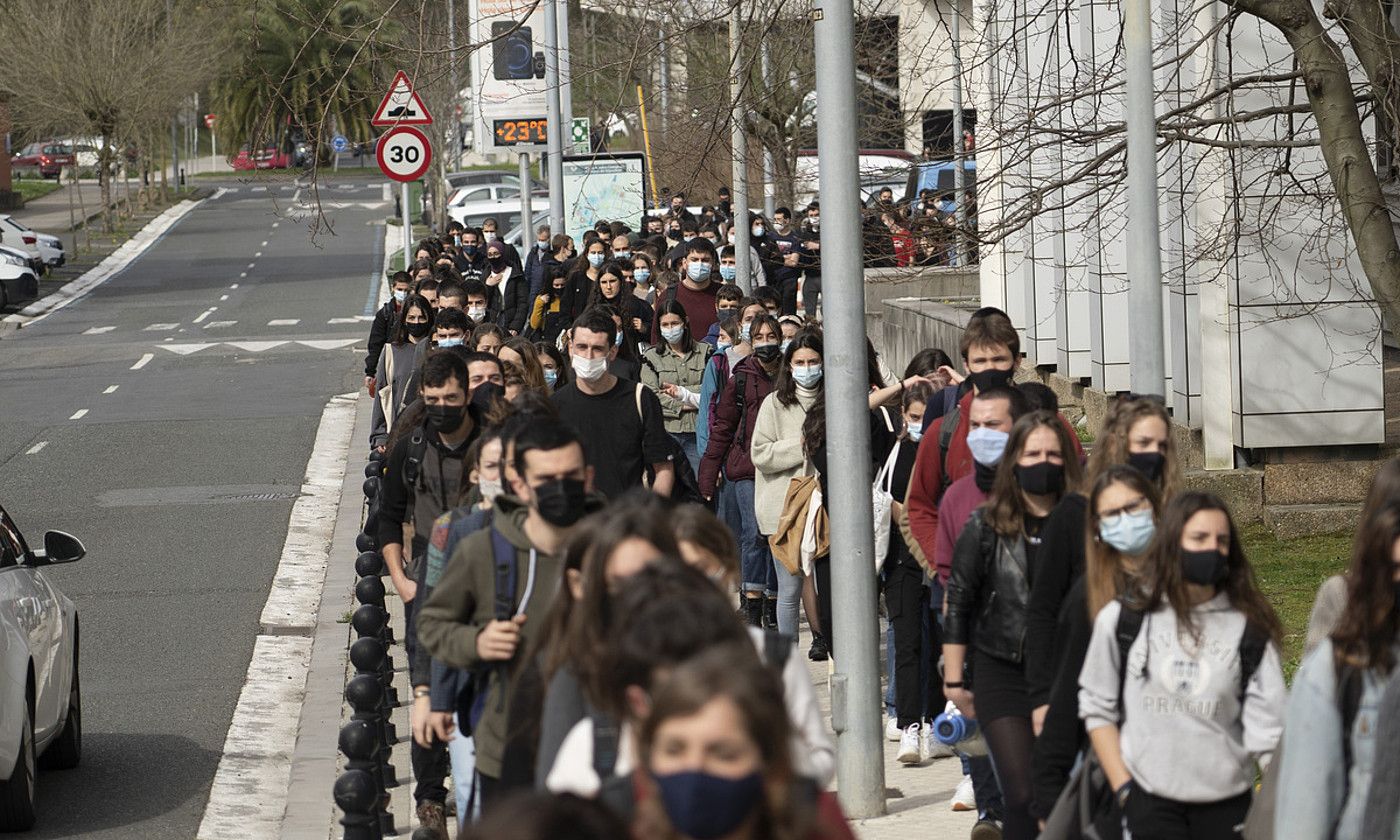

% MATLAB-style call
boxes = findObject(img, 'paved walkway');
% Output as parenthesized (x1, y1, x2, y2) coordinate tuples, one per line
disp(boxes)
(11, 182, 112, 233)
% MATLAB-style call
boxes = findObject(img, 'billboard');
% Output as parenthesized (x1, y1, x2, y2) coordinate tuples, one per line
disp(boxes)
(469, 0, 548, 153)
(562, 153, 647, 236)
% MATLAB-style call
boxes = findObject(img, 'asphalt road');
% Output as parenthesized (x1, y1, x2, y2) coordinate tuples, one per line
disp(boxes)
(0, 174, 392, 839)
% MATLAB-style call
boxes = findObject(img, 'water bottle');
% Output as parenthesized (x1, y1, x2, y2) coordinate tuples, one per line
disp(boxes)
(932, 708, 988, 756)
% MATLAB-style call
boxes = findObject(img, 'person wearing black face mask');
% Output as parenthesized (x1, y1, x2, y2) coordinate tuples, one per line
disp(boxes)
(944, 412, 1083, 840)
(370, 294, 435, 452)
(376, 351, 481, 832)
(418, 420, 598, 813)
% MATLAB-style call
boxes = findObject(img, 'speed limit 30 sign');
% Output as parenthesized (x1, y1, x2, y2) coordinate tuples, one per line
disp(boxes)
(377, 126, 433, 182)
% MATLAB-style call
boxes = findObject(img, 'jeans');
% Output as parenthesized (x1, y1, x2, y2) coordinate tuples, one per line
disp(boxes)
(772, 548, 803, 637)
(1124, 788, 1252, 840)
(778, 275, 800, 316)
(802, 271, 822, 318)
(405, 597, 449, 804)
(670, 431, 700, 475)
(733, 480, 776, 596)
(447, 714, 480, 826)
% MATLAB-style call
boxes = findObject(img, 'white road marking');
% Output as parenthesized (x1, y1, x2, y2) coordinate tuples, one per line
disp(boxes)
(160, 342, 218, 355)
(239, 272, 246, 278)
(219, 294, 229, 301)
(227, 340, 286, 352)
(69, 409, 88, 420)
(271, 222, 279, 228)
(131, 353, 154, 370)
(251, 186, 267, 192)
(193, 308, 216, 324)
(103, 385, 119, 394)
(327, 317, 362, 325)
(382, 184, 390, 201)
(296, 338, 357, 350)
(203, 320, 237, 329)
(145, 322, 179, 331)
(260, 240, 268, 247)
(230, 283, 239, 289)
(267, 318, 300, 326)
(25, 442, 47, 455)
(82, 326, 116, 335)
(254, 252, 262, 258)
(196, 393, 356, 839)
(246, 263, 255, 269)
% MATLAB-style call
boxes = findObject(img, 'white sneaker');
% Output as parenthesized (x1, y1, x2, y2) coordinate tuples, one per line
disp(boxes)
(950, 774, 976, 811)
(897, 722, 923, 765)
(885, 716, 902, 742)
(923, 726, 955, 760)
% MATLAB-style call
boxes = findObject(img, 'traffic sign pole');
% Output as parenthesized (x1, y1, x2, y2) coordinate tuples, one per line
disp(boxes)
(403, 182, 411, 269)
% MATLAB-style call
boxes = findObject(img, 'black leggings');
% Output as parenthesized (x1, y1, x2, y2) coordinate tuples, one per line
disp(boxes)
(982, 715, 1036, 840)
(1125, 788, 1252, 840)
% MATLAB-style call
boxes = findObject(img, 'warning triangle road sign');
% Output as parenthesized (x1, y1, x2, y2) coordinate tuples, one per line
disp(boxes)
(372, 70, 434, 127)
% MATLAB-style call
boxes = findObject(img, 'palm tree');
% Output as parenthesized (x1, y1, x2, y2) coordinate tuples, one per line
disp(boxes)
(213, 0, 388, 163)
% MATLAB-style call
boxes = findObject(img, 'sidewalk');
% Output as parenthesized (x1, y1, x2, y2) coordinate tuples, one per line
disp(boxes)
(11, 182, 113, 233)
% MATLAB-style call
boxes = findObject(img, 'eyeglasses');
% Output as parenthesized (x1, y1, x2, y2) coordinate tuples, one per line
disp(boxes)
(1096, 495, 1152, 526)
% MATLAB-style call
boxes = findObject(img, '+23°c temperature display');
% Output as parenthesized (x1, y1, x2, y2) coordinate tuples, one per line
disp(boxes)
(493, 118, 547, 146)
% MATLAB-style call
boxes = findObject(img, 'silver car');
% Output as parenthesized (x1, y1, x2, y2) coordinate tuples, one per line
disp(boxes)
(0, 506, 83, 831)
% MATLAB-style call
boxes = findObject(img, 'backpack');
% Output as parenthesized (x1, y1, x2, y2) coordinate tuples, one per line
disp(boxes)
(467, 526, 535, 732)
(632, 382, 706, 504)
(1041, 603, 1270, 840)
(704, 353, 733, 439)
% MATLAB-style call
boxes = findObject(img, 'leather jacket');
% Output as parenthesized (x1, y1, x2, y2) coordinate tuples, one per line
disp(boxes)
(944, 508, 1032, 664)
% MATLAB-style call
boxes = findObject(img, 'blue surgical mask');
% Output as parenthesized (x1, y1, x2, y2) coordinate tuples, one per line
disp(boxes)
(393, 289, 407, 303)
(792, 364, 823, 388)
(687, 262, 712, 282)
(1098, 508, 1156, 556)
(536, 240, 548, 249)
(635, 268, 651, 284)
(966, 426, 1010, 467)
(543, 368, 558, 386)
(655, 771, 764, 840)
(587, 253, 605, 268)
(661, 325, 685, 344)
(751, 225, 765, 238)
(719, 264, 738, 282)
(740, 322, 752, 342)
(907, 425, 924, 442)
(615, 331, 624, 346)
(437, 337, 464, 349)
(717, 340, 733, 352)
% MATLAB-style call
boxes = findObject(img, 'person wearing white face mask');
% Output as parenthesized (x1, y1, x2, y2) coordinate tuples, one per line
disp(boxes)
(553, 308, 675, 500)
(641, 300, 711, 475)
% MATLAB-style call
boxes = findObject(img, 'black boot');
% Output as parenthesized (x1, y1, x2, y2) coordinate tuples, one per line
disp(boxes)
(763, 597, 778, 630)
(743, 597, 764, 627)
(808, 632, 829, 662)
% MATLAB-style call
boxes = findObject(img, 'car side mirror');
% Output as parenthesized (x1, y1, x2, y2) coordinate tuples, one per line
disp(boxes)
(42, 530, 85, 564)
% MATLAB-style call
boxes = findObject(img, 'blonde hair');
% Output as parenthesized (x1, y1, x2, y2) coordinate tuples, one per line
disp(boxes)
(1084, 396, 1181, 500)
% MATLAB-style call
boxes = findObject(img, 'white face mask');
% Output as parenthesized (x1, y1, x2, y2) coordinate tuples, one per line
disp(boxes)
(478, 477, 503, 500)
(467, 306, 487, 322)
(661, 325, 685, 344)
(572, 353, 608, 382)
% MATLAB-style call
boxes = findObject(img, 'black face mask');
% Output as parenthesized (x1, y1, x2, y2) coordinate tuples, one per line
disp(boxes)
(425, 403, 467, 434)
(532, 478, 587, 527)
(406, 321, 430, 339)
(1181, 548, 1229, 585)
(1127, 451, 1166, 482)
(667, 230, 682, 241)
(967, 367, 1014, 392)
(974, 461, 998, 493)
(464, 244, 479, 256)
(488, 257, 506, 271)
(753, 344, 782, 364)
(1014, 461, 1064, 496)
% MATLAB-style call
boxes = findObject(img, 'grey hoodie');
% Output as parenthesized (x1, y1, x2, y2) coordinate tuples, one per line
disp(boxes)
(1078, 594, 1285, 802)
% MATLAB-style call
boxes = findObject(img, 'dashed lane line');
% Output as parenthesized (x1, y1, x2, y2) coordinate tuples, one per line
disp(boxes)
(103, 385, 118, 394)
(69, 409, 88, 420)
(193, 308, 216, 324)
(220, 295, 229, 301)
(130, 353, 154, 370)
(268, 319, 300, 326)
(230, 283, 239, 289)
(25, 442, 47, 455)
(203, 321, 237, 330)
(82, 326, 116, 335)
(144, 323, 179, 331)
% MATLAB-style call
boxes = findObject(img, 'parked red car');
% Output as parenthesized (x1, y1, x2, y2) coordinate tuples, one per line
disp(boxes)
(10, 142, 76, 180)
(230, 145, 293, 171)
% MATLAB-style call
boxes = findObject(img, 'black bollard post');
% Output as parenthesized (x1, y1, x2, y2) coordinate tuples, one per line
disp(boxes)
(363, 477, 380, 499)
(351, 603, 394, 646)
(351, 634, 400, 726)
(333, 768, 383, 840)
(346, 674, 400, 790)
(355, 551, 385, 577)
(339, 720, 396, 837)
(355, 532, 377, 554)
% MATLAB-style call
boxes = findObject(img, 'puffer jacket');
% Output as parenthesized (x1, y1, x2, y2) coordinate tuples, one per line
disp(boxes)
(697, 355, 774, 497)
(944, 508, 1032, 663)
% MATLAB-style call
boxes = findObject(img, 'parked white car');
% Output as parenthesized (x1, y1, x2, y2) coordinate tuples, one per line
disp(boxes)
(0, 216, 45, 271)
(0, 217, 63, 268)
(0, 246, 40, 309)
(0, 506, 83, 831)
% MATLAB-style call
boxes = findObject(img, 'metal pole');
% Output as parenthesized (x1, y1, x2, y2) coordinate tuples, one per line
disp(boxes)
(812, 0, 885, 819)
(447, 0, 458, 173)
(543, 0, 566, 240)
(950, 0, 965, 266)
(728, 1, 751, 293)
(1124, 0, 1165, 395)
(402, 182, 412, 268)
(558, 0, 573, 130)
(760, 40, 776, 219)
(166, 0, 178, 190)
(519, 152, 533, 246)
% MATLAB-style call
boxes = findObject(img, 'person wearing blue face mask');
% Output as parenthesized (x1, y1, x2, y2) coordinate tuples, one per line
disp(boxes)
(561, 240, 610, 321)
(1030, 465, 1161, 820)
(651, 238, 723, 347)
(642, 300, 711, 474)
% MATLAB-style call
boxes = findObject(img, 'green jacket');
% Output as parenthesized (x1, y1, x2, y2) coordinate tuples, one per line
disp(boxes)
(641, 343, 711, 433)
(416, 495, 563, 779)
